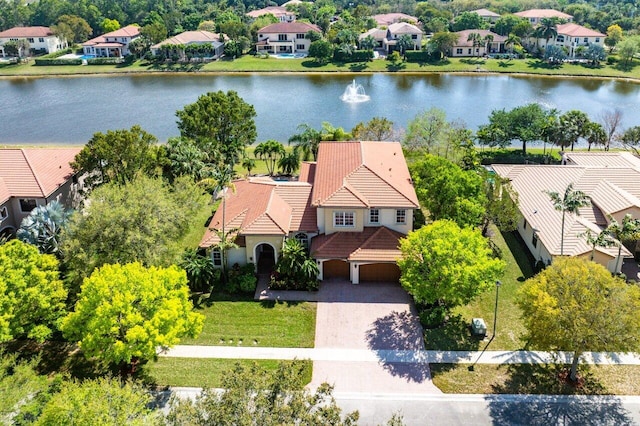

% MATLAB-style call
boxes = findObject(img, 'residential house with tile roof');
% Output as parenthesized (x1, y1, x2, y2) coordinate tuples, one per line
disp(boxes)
(0, 148, 82, 238)
(247, 6, 296, 22)
(554, 23, 605, 57)
(450, 30, 506, 57)
(471, 9, 501, 23)
(200, 141, 419, 283)
(493, 152, 640, 273)
(150, 31, 226, 60)
(256, 22, 321, 55)
(514, 9, 573, 25)
(82, 25, 140, 58)
(0, 26, 67, 57)
(371, 13, 418, 27)
(359, 22, 423, 54)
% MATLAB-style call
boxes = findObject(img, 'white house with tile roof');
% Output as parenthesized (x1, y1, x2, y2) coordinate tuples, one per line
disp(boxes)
(150, 30, 226, 59)
(0, 26, 66, 56)
(82, 25, 140, 57)
(359, 22, 423, 53)
(554, 23, 605, 57)
(247, 6, 296, 22)
(514, 9, 573, 25)
(0, 148, 82, 238)
(255, 22, 321, 55)
(493, 152, 640, 273)
(200, 141, 419, 283)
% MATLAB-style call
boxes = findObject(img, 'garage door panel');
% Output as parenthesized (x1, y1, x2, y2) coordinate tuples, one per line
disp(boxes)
(323, 260, 349, 279)
(359, 263, 400, 282)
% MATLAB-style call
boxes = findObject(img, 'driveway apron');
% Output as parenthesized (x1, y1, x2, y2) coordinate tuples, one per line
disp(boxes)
(310, 280, 442, 394)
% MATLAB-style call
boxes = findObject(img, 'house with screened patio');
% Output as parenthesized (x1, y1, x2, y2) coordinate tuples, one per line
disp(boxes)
(199, 141, 419, 284)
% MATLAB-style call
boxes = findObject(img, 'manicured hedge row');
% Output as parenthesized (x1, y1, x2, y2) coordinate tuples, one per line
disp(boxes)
(333, 49, 374, 63)
(41, 48, 73, 59)
(405, 51, 434, 63)
(34, 58, 82, 66)
(87, 57, 124, 65)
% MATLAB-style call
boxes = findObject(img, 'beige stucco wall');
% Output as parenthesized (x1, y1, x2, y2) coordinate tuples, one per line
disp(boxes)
(245, 235, 284, 264)
(609, 207, 640, 225)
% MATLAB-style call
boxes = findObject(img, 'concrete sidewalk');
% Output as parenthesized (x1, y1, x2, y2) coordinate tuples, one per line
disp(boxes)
(159, 345, 640, 365)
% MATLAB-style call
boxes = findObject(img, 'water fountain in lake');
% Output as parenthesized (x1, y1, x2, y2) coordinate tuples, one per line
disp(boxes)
(340, 79, 370, 103)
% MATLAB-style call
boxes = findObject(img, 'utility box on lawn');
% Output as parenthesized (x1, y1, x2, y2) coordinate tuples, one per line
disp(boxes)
(471, 318, 487, 336)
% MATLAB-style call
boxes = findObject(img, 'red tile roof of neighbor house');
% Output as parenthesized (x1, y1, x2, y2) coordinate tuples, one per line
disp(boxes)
(0, 148, 81, 203)
(0, 26, 54, 38)
(199, 179, 317, 248)
(311, 226, 404, 262)
(257, 22, 321, 34)
(311, 141, 419, 209)
(514, 9, 573, 19)
(557, 23, 605, 38)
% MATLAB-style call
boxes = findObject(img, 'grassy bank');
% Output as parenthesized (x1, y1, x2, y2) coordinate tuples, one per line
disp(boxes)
(3, 56, 640, 80)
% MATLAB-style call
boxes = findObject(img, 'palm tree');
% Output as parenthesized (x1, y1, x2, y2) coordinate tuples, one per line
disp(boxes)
(359, 35, 377, 51)
(505, 34, 521, 56)
(604, 214, 640, 274)
(254, 140, 285, 176)
(537, 18, 558, 48)
(467, 32, 483, 57)
(278, 151, 300, 175)
(17, 200, 72, 257)
(288, 124, 322, 161)
(241, 156, 256, 176)
(545, 183, 591, 256)
(578, 229, 616, 261)
(483, 34, 494, 55)
(396, 34, 414, 58)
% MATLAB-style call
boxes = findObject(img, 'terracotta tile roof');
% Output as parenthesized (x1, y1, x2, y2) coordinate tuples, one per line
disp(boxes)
(359, 28, 387, 41)
(83, 25, 139, 46)
(0, 148, 81, 203)
(372, 13, 418, 26)
(514, 9, 573, 19)
(258, 22, 321, 34)
(472, 9, 501, 17)
(299, 162, 316, 184)
(151, 31, 224, 49)
(387, 22, 422, 34)
(247, 6, 295, 18)
(311, 226, 404, 262)
(200, 179, 317, 248)
(311, 141, 418, 208)
(566, 152, 640, 168)
(0, 26, 54, 38)
(557, 23, 605, 38)
(455, 30, 507, 47)
(493, 163, 637, 258)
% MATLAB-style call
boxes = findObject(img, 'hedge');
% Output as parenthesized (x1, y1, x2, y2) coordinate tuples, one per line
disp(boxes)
(405, 51, 434, 63)
(87, 57, 124, 65)
(34, 58, 82, 66)
(40, 48, 73, 59)
(333, 49, 374, 63)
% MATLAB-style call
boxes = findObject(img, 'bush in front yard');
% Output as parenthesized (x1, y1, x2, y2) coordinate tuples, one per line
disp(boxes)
(226, 264, 257, 294)
(268, 239, 319, 291)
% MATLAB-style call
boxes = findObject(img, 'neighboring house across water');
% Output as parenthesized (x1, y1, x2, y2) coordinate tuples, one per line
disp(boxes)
(514, 9, 573, 25)
(372, 13, 418, 26)
(0, 26, 66, 57)
(82, 25, 140, 57)
(256, 22, 321, 55)
(150, 31, 226, 60)
(450, 30, 506, 57)
(0, 148, 82, 238)
(359, 22, 423, 53)
(493, 152, 640, 274)
(554, 23, 605, 57)
(247, 6, 296, 23)
(200, 141, 419, 284)
(471, 9, 501, 23)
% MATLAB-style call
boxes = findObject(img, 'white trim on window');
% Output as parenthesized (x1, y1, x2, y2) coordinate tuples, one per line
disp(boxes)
(369, 209, 379, 224)
(396, 209, 407, 224)
(212, 250, 222, 266)
(334, 211, 355, 228)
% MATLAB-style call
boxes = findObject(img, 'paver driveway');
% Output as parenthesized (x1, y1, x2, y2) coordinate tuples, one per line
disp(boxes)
(310, 280, 442, 394)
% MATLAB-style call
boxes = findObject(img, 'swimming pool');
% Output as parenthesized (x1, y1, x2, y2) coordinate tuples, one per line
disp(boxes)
(272, 53, 307, 59)
(79, 54, 96, 60)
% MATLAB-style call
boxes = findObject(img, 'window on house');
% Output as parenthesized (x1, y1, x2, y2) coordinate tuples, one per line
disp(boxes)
(296, 44, 305, 50)
(584, 37, 588, 43)
(39, 38, 44, 42)
(396, 209, 407, 224)
(334, 211, 355, 227)
(456, 48, 462, 54)
(212, 250, 222, 266)
(294, 232, 309, 249)
(0, 206, 7, 220)
(369, 209, 380, 224)
(412, 34, 418, 40)
(19, 199, 37, 212)
(556, 36, 564, 42)
(296, 33, 305, 39)
(278, 34, 287, 41)
(532, 232, 538, 248)
(27, 38, 34, 43)
(468, 48, 472, 54)
(595, 37, 600, 42)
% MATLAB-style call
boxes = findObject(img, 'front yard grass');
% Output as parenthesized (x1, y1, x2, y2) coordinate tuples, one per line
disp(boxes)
(431, 363, 640, 395)
(183, 293, 316, 348)
(424, 225, 534, 352)
(145, 358, 312, 388)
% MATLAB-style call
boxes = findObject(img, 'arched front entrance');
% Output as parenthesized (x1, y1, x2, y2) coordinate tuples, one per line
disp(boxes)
(255, 243, 276, 274)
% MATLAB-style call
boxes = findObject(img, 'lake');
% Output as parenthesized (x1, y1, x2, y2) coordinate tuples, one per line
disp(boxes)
(1, 73, 639, 145)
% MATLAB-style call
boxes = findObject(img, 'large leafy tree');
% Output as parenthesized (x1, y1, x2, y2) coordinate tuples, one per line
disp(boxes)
(428, 32, 458, 59)
(61, 262, 204, 375)
(166, 361, 359, 426)
(410, 155, 486, 228)
(351, 117, 394, 141)
(254, 140, 286, 176)
(36, 377, 161, 425)
(176, 91, 257, 167)
(52, 14, 92, 44)
(309, 39, 334, 64)
(0, 240, 67, 343)
(0, 353, 48, 425)
(72, 125, 159, 190)
(618, 125, 640, 156)
(518, 257, 640, 382)
(545, 183, 591, 256)
(482, 174, 521, 236)
(398, 220, 505, 311)
(17, 200, 72, 257)
(403, 107, 448, 153)
(558, 110, 590, 151)
(452, 12, 486, 31)
(62, 176, 207, 289)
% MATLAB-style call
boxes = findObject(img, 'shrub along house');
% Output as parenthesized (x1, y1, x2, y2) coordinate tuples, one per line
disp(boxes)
(150, 31, 226, 61)
(199, 141, 419, 284)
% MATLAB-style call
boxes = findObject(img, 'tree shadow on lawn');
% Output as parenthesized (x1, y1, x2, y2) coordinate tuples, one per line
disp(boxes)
(486, 364, 633, 425)
(613, 60, 639, 73)
(526, 59, 562, 70)
(259, 299, 303, 308)
(301, 60, 326, 68)
(461, 58, 486, 65)
(349, 62, 368, 72)
(498, 60, 514, 68)
(386, 62, 406, 72)
(424, 314, 483, 352)
(500, 230, 536, 280)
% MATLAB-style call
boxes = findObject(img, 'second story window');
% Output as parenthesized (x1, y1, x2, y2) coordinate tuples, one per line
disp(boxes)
(19, 199, 37, 213)
(396, 209, 407, 224)
(39, 38, 44, 42)
(369, 209, 379, 224)
(278, 34, 287, 41)
(334, 211, 355, 228)
(27, 38, 34, 43)
(296, 33, 305, 39)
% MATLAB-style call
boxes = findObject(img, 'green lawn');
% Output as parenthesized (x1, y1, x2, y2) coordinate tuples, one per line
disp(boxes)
(183, 294, 316, 348)
(145, 358, 312, 388)
(4, 56, 640, 80)
(424, 225, 534, 351)
(431, 363, 640, 395)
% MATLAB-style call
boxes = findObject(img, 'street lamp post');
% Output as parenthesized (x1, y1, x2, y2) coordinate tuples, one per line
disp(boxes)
(493, 280, 501, 338)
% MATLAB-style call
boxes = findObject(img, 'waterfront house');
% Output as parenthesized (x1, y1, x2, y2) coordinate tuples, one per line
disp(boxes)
(256, 22, 321, 55)
(0, 26, 66, 57)
(150, 31, 226, 60)
(493, 152, 640, 273)
(359, 22, 423, 53)
(450, 30, 506, 57)
(82, 25, 140, 58)
(514, 9, 573, 25)
(0, 148, 82, 238)
(555, 23, 605, 57)
(247, 6, 296, 23)
(200, 141, 419, 283)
